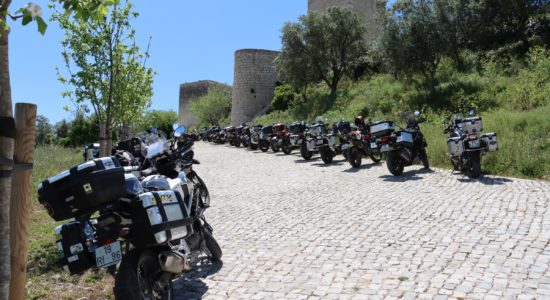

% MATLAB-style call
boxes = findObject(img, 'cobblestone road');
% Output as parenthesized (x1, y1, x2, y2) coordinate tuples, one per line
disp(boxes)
(174, 142, 550, 300)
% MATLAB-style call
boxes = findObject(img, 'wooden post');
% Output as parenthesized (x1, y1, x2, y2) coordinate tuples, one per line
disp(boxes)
(9, 103, 37, 300)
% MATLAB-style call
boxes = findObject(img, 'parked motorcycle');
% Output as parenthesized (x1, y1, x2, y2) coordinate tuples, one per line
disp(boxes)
(271, 123, 288, 153)
(343, 116, 384, 168)
(258, 125, 274, 152)
(224, 126, 236, 146)
(39, 126, 221, 300)
(444, 110, 498, 178)
(302, 121, 327, 160)
(249, 125, 263, 150)
(319, 120, 352, 164)
(287, 121, 307, 155)
(240, 125, 251, 148)
(381, 111, 429, 176)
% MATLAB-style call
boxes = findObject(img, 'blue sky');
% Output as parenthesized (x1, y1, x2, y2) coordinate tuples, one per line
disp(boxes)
(9, 0, 307, 123)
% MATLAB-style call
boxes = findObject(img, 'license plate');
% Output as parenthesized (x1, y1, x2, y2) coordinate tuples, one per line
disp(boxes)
(381, 144, 389, 152)
(341, 144, 349, 150)
(95, 241, 122, 268)
(469, 140, 480, 148)
(317, 140, 324, 145)
(370, 142, 377, 149)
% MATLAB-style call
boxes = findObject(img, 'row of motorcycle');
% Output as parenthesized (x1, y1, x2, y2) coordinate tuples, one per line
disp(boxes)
(199, 110, 499, 178)
(38, 125, 219, 300)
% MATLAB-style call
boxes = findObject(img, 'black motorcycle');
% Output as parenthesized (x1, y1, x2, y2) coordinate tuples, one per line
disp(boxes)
(318, 120, 351, 164)
(248, 125, 263, 150)
(344, 116, 383, 168)
(382, 111, 429, 176)
(302, 121, 327, 160)
(287, 121, 307, 155)
(258, 125, 273, 152)
(444, 110, 498, 178)
(39, 126, 221, 300)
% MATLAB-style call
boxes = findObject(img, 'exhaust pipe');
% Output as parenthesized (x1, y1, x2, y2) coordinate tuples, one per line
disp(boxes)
(158, 251, 191, 273)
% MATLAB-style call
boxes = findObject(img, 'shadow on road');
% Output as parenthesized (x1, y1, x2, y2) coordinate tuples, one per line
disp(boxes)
(312, 158, 347, 167)
(378, 168, 433, 181)
(173, 259, 223, 299)
(294, 157, 320, 163)
(457, 175, 513, 185)
(342, 163, 372, 173)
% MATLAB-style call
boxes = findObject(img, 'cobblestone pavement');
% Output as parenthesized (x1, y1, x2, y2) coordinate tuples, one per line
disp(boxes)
(174, 142, 550, 299)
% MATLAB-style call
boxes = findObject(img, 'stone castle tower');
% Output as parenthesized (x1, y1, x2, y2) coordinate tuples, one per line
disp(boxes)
(231, 49, 280, 126)
(308, 0, 385, 39)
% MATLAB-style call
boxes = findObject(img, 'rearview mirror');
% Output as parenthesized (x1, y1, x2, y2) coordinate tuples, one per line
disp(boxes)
(414, 111, 420, 116)
(443, 119, 450, 125)
(172, 123, 180, 130)
(468, 109, 476, 116)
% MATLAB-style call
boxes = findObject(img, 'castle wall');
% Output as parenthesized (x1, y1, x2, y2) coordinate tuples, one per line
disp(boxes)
(179, 80, 226, 126)
(231, 49, 280, 126)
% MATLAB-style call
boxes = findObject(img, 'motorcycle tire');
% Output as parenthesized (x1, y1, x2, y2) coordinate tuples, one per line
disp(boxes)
(419, 148, 430, 169)
(348, 147, 362, 168)
(259, 141, 269, 152)
(468, 151, 481, 178)
(319, 146, 334, 164)
(282, 140, 292, 155)
(300, 143, 313, 160)
(250, 143, 259, 151)
(242, 139, 249, 148)
(386, 150, 405, 176)
(369, 150, 383, 163)
(234, 139, 241, 148)
(342, 149, 349, 160)
(270, 143, 280, 153)
(114, 250, 173, 300)
(203, 229, 222, 261)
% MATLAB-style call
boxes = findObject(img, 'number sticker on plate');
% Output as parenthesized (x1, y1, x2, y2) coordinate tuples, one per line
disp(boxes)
(316, 139, 324, 145)
(370, 142, 377, 149)
(95, 241, 122, 268)
(381, 144, 389, 152)
(341, 144, 349, 150)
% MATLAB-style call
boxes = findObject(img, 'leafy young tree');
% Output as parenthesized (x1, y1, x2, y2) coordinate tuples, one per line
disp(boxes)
(137, 110, 178, 135)
(35, 115, 54, 145)
(0, 2, 115, 298)
(272, 84, 297, 111)
(55, 0, 154, 156)
(189, 86, 232, 126)
(275, 7, 367, 99)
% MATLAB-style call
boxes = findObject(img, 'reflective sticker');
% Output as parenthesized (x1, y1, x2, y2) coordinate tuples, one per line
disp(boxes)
(67, 255, 79, 263)
(70, 243, 84, 254)
(83, 183, 93, 195)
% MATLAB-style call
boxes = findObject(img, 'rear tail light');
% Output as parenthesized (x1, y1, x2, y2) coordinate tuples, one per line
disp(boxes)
(364, 134, 371, 140)
(382, 136, 389, 144)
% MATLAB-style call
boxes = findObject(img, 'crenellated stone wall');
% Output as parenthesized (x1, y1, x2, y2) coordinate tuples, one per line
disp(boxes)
(179, 80, 227, 126)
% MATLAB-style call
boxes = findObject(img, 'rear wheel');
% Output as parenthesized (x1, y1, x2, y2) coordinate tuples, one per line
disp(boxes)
(270, 142, 280, 153)
(242, 138, 249, 148)
(386, 150, 404, 176)
(348, 147, 362, 168)
(259, 141, 269, 152)
(282, 140, 292, 155)
(468, 151, 481, 178)
(250, 142, 258, 150)
(114, 250, 172, 300)
(369, 150, 382, 163)
(300, 143, 313, 160)
(319, 146, 334, 164)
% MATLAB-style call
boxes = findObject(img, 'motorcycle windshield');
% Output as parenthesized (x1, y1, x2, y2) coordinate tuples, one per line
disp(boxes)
(139, 131, 168, 158)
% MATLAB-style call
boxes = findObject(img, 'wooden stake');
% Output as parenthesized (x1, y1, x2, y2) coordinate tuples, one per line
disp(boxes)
(9, 103, 36, 300)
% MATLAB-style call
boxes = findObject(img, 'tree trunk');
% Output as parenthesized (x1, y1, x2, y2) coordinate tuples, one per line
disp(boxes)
(0, 5, 14, 299)
(9, 103, 37, 300)
(105, 128, 113, 157)
(99, 121, 107, 157)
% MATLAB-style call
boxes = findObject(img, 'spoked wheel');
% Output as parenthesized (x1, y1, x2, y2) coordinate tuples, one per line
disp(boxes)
(202, 229, 222, 261)
(348, 147, 362, 168)
(319, 146, 334, 164)
(300, 143, 313, 160)
(386, 150, 405, 176)
(114, 250, 173, 300)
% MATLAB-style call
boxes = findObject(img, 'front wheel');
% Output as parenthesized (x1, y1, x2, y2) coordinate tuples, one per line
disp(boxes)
(468, 151, 481, 178)
(319, 146, 334, 164)
(203, 229, 222, 261)
(270, 142, 280, 153)
(369, 150, 382, 163)
(386, 150, 405, 176)
(250, 142, 258, 150)
(348, 147, 362, 168)
(300, 143, 313, 160)
(242, 138, 249, 148)
(114, 250, 173, 300)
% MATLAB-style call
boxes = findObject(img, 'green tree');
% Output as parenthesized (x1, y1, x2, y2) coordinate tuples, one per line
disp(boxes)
(275, 7, 367, 99)
(35, 115, 54, 145)
(383, 0, 451, 101)
(189, 86, 232, 126)
(55, 0, 154, 156)
(137, 110, 178, 135)
(68, 113, 99, 147)
(0, 2, 116, 298)
(272, 84, 297, 111)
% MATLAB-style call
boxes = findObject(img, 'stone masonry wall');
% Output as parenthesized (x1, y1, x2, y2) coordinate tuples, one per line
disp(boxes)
(179, 80, 226, 126)
(231, 49, 280, 126)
